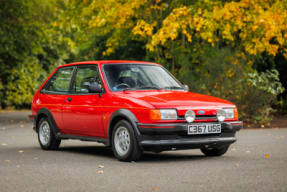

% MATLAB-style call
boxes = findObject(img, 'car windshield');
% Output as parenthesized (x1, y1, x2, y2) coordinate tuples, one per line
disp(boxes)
(103, 64, 184, 91)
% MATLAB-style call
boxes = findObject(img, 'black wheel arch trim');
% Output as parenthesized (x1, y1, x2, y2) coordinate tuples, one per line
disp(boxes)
(35, 108, 60, 135)
(108, 109, 141, 147)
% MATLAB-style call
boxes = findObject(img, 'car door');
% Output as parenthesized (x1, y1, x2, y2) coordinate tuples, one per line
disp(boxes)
(62, 65, 105, 137)
(40, 66, 75, 134)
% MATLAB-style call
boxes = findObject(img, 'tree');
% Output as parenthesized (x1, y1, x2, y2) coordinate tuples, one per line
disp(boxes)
(0, 0, 74, 108)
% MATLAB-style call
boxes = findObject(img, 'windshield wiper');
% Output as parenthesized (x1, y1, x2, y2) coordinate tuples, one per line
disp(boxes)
(159, 86, 183, 90)
(123, 86, 160, 91)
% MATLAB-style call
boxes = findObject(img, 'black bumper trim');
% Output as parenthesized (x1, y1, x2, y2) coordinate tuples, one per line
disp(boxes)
(138, 121, 243, 135)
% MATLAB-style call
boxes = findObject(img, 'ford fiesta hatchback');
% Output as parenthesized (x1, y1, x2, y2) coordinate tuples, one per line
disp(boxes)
(29, 60, 243, 161)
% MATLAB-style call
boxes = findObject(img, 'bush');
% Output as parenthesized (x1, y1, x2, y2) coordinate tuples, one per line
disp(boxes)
(176, 47, 284, 125)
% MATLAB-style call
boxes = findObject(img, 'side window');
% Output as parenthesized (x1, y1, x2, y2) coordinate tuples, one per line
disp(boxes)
(45, 67, 74, 93)
(71, 66, 98, 93)
(95, 69, 105, 92)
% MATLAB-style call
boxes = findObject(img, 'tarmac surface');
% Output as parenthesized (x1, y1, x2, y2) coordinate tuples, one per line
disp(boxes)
(0, 111, 286, 191)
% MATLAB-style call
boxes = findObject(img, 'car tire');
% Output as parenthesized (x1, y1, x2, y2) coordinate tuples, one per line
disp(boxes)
(200, 146, 229, 156)
(112, 120, 142, 162)
(38, 117, 61, 150)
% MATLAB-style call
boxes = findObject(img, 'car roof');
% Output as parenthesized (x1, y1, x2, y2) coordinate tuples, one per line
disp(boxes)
(57, 60, 161, 69)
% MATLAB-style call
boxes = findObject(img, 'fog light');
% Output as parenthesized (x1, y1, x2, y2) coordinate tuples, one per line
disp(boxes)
(185, 110, 196, 123)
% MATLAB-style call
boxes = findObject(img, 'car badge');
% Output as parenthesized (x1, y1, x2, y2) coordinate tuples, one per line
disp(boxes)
(198, 111, 205, 115)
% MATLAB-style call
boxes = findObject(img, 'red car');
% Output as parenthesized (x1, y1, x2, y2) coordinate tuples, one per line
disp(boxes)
(29, 61, 242, 161)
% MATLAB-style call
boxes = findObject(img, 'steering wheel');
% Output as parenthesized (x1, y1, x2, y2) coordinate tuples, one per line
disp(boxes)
(115, 83, 130, 88)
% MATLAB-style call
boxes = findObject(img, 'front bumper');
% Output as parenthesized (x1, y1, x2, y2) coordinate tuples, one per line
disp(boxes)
(136, 121, 242, 151)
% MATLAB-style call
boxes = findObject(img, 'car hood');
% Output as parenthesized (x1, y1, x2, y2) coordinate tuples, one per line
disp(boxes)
(116, 91, 235, 115)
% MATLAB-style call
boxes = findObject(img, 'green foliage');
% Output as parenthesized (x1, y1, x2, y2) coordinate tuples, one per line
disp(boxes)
(0, 0, 286, 126)
(0, 0, 74, 108)
(248, 69, 285, 96)
(176, 47, 284, 124)
(245, 69, 285, 124)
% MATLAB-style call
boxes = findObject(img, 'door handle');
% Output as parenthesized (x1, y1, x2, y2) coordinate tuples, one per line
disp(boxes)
(66, 97, 72, 102)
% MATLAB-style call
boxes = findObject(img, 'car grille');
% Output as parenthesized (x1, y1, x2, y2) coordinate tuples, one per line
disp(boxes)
(178, 115, 217, 120)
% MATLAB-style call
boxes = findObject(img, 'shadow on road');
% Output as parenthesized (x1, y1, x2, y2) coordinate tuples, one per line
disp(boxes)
(57, 146, 115, 159)
(54, 145, 218, 163)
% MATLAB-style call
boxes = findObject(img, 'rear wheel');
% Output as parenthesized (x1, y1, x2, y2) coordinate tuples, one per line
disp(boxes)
(38, 117, 61, 150)
(201, 146, 229, 156)
(112, 120, 142, 161)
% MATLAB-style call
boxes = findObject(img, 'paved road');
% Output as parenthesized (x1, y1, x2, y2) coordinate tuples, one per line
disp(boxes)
(0, 111, 286, 192)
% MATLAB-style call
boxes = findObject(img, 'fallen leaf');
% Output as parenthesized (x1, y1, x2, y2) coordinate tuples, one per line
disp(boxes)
(19, 150, 24, 153)
(5, 160, 10, 162)
(281, 136, 284, 138)
(98, 165, 104, 168)
(153, 188, 159, 191)
(265, 154, 269, 158)
(276, 137, 279, 139)
(267, 134, 270, 135)
(232, 149, 236, 151)
(231, 144, 233, 146)
(12, 136, 15, 138)
(98, 171, 104, 174)
(23, 121, 25, 123)
(36, 140, 38, 142)
(20, 125, 24, 127)
(16, 166, 20, 167)
(2, 143, 7, 146)
(254, 146, 258, 147)
(246, 151, 250, 153)
(2, 127, 5, 130)
(235, 164, 238, 166)
(11, 120, 14, 122)
(34, 158, 38, 160)
(20, 121, 22, 124)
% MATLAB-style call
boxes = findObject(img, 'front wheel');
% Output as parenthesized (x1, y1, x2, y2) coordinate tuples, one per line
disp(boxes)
(112, 120, 142, 161)
(38, 117, 61, 150)
(200, 146, 229, 156)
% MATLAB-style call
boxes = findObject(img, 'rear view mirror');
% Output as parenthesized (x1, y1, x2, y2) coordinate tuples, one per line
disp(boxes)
(184, 85, 189, 91)
(88, 84, 102, 93)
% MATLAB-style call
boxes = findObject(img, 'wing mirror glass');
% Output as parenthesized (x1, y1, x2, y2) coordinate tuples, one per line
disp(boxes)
(184, 85, 189, 91)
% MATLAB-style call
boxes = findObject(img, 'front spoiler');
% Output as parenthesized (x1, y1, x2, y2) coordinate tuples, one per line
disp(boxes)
(136, 121, 242, 151)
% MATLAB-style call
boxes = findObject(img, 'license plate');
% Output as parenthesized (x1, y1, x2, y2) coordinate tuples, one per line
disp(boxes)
(188, 124, 221, 135)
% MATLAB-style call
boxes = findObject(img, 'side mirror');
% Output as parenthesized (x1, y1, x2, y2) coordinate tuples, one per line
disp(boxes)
(184, 85, 189, 91)
(89, 84, 102, 93)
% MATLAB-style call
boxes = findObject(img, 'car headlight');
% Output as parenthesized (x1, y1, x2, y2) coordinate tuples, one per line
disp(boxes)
(223, 108, 238, 119)
(185, 110, 196, 123)
(217, 109, 226, 122)
(150, 109, 177, 120)
(223, 108, 234, 119)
